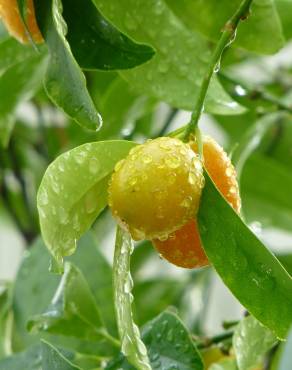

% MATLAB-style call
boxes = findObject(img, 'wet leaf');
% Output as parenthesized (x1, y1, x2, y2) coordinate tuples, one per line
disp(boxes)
(37, 140, 136, 266)
(198, 172, 292, 339)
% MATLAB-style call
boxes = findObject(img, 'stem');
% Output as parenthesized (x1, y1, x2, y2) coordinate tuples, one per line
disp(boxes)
(183, 0, 253, 142)
(195, 329, 234, 349)
(113, 226, 151, 370)
(98, 328, 120, 348)
(220, 72, 292, 114)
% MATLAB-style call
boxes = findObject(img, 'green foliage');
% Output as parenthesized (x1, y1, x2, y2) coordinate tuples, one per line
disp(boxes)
(37, 140, 136, 267)
(165, 0, 285, 54)
(41, 341, 82, 370)
(198, 172, 292, 339)
(233, 316, 277, 370)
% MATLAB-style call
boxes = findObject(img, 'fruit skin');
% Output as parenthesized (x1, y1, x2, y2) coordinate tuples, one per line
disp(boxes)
(0, 0, 43, 44)
(108, 137, 204, 241)
(153, 135, 241, 269)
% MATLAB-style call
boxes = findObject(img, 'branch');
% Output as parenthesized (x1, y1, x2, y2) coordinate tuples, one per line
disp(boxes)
(183, 0, 254, 142)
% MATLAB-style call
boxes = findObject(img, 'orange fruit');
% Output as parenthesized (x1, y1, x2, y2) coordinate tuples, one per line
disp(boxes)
(153, 135, 241, 268)
(108, 137, 204, 241)
(0, 0, 43, 44)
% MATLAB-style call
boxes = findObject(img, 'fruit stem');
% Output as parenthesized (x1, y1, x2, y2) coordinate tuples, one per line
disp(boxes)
(194, 329, 234, 349)
(183, 0, 254, 142)
(113, 226, 151, 370)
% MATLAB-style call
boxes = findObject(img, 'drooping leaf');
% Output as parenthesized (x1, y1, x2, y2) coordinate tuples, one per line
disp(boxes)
(34, 0, 102, 131)
(198, 172, 292, 339)
(107, 310, 204, 370)
(93, 0, 245, 115)
(0, 54, 46, 147)
(37, 140, 136, 266)
(165, 0, 285, 54)
(61, 0, 154, 70)
(28, 262, 104, 340)
(233, 316, 277, 370)
(41, 340, 81, 370)
(0, 345, 42, 370)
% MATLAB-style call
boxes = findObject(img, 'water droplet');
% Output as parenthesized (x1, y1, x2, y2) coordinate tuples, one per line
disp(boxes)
(181, 197, 192, 208)
(188, 172, 197, 185)
(226, 167, 233, 177)
(58, 161, 65, 172)
(59, 207, 69, 225)
(89, 158, 99, 175)
(39, 190, 49, 205)
(165, 156, 180, 169)
(142, 155, 152, 164)
(129, 177, 138, 186)
(124, 273, 134, 294)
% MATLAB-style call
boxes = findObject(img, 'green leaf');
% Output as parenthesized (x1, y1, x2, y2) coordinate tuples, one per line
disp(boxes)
(198, 172, 292, 339)
(209, 358, 237, 370)
(278, 327, 292, 370)
(93, 0, 244, 115)
(241, 154, 292, 232)
(61, 0, 154, 70)
(275, 0, 292, 40)
(28, 262, 104, 340)
(233, 316, 277, 370)
(0, 345, 42, 370)
(41, 340, 82, 370)
(165, 0, 285, 55)
(37, 140, 136, 266)
(0, 283, 12, 359)
(34, 0, 102, 131)
(107, 310, 203, 370)
(98, 76, 157, 139)
(0, 55, 46, 147)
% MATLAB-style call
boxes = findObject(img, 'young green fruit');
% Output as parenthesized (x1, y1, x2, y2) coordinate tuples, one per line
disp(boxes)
(108, 137, 204, 241)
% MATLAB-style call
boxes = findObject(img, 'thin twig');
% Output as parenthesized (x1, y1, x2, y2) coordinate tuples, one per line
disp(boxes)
(194, 329, 234, 349)
(183, 0, 254, 142)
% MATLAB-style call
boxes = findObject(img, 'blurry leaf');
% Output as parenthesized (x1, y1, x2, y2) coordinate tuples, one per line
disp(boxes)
(28, 262, 104, 340)
(198, 172, 292, 339)
(97, 76, 156, 139)
(241, 154, 292, 232)
(278, 327, 292, 370)
(34, 0, 102, 131)
(0, 345, 42, 370)
(0, 38, 36, 75)
(0, 55, 46, 147)
(0, 283, 12, 359)
(276, 0, 292, 40)
(107, 310, 203, 369)
(233, 316, 277, 370)
(61, 0, 154, 70)
(93, 0, 244, 115)
(232, 113, 284, 179)
(277, 254, 292, 276)
(12, 232, 116, 351)
(165, 0, 285, 54)
(209, 358, 237, 370)
(37, 140, 136, 266)
(41, 340, 81, 370)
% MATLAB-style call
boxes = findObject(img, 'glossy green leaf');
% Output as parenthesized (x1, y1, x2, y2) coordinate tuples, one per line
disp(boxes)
(0, 345, 42, 370)
(28, 262, 104, 340)
(34, 0, 102, 131)
(0, 54, 46, 147)
(165, 0, 285, 54)
(198, 172, 292, 339)
(41, 340, 81, 370)
(276, 0, 292, 40)
(233, 316, 277, 370)
(37, 140, 136, 266)
(107, 310, 203, 369)
(61, 0, 154, 70)
(93, 0, 244, 115)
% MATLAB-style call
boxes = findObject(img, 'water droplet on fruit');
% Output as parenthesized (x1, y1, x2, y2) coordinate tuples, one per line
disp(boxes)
(181, 197, 192, 208)
(142, 155, 152, 164)
(165, 156, 180, 168)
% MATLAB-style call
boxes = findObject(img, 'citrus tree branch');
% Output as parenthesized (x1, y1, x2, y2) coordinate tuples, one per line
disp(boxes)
(183, 0, 254, 142)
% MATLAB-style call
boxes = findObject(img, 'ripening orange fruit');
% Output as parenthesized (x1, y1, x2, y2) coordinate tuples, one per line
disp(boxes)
(153, 135, 241, 269)
(0, 0, 43, 44)
(108, 137, 204, 241)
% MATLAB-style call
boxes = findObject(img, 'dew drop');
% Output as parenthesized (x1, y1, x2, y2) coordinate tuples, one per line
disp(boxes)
(59, 207, 69, 225)
(142, 155, 153, 164)
(39, 190, 49, 206)
(165, 156, 180, 169)
(89, 157, 100, 175)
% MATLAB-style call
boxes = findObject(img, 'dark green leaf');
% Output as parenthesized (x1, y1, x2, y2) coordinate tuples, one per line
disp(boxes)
(34, 0, 102, 131)
(233, 316, 277, 370)
(93, 0, 244, 115)
(0, 345, 42, 370)
(107, 310, 203, 369)
(41, 340, 81, 370)
(37, 140, 136, 266)
(28, 262, 104, 340)
(198, 172, 292, 339)
(61, 0, 154, 70)
(165, 0, 285, 54)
